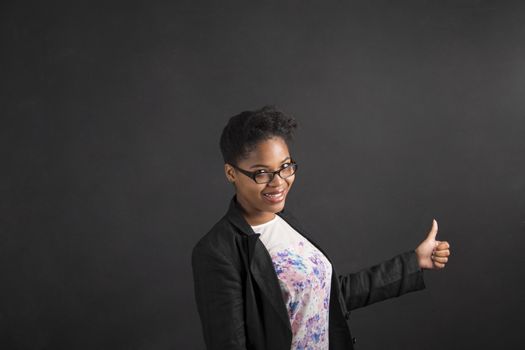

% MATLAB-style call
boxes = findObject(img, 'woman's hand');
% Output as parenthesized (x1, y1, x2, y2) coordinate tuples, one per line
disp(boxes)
(415, 219, 451, 270)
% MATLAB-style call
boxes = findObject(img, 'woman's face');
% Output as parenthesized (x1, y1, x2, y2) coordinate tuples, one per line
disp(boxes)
(225, 137, 295, 225)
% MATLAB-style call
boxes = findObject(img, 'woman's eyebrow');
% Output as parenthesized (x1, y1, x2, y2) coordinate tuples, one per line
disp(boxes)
(249, 156, 291, 169)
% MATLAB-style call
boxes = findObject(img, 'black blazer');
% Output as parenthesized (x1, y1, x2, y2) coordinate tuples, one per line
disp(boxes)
(192, 196, 425, 350)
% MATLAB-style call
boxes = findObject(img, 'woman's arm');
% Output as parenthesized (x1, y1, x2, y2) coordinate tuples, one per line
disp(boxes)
(338, 219, 451, 311)
(192, 242, 247, 350)
(338, 250, 425, 311)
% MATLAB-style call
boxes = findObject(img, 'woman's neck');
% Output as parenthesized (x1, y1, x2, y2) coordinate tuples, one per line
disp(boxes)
(236, 196, 276, 226)
(244, 212, 276, 226)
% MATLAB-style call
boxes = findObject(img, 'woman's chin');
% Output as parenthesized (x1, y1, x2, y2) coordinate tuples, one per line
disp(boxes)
(264, 199, 286, 213)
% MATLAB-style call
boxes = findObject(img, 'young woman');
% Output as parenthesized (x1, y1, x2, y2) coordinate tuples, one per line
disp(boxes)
(192, 106, 451, 350)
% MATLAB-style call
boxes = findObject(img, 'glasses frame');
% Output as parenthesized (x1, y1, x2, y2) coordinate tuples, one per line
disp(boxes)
(231, 160, 298, 184)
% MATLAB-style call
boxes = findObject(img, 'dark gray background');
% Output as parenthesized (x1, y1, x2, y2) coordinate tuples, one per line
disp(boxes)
(2, 1, 524, 349)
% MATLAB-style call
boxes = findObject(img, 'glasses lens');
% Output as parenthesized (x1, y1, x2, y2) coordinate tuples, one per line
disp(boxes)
(254, 173, 273, 184)
(279, 164, 296, 178)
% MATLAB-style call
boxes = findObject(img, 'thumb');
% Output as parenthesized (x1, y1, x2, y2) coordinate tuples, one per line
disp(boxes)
(426, 219, 438, 241)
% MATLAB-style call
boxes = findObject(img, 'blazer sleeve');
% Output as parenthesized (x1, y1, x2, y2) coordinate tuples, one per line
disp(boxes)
(338, 250, 426, 311)
(192, 241, 247, 350)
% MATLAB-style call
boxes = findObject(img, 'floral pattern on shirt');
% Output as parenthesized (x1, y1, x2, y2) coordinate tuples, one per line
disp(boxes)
(270, 239, 332, 350)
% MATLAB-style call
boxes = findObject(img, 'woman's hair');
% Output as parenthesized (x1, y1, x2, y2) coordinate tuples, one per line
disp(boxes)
(220, 105, 298, 165)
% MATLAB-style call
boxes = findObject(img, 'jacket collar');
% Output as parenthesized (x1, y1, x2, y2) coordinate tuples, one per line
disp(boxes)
(225, 195, 256, 235)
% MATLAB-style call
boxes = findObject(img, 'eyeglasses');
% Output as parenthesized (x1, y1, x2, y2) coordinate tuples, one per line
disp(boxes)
(231, 161, 298, 184)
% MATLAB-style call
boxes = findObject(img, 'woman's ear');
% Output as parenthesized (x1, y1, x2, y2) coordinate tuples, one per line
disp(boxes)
(224, 164, 236, 183)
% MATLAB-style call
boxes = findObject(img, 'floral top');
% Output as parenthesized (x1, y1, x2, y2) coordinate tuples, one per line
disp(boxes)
(251, 215, 332, 350)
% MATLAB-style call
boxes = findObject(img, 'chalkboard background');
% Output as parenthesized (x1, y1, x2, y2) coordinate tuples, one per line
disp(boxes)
(2, 1, 524, 349)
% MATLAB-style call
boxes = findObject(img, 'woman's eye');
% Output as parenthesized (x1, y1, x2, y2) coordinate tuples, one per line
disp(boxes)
(254, 163, 291, 174)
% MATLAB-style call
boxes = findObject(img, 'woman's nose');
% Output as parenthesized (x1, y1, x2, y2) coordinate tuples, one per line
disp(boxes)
(268, 173, 285, 186)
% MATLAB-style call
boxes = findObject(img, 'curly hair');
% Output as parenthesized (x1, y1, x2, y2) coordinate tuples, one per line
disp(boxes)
(219, 106, 298, 165)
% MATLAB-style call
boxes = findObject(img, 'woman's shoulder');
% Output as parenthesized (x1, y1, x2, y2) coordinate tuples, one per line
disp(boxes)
(192, 214, 243, 258)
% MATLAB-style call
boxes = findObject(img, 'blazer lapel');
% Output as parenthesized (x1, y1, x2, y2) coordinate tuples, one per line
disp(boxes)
(225, 196, 292, 331)
(248, 234, 292, 331)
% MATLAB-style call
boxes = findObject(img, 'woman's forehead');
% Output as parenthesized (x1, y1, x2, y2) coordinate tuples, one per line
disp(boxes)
(241, 138, 290, 167)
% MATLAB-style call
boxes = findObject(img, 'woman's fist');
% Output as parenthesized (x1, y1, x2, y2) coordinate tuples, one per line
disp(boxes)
(415, 219, 451, 270)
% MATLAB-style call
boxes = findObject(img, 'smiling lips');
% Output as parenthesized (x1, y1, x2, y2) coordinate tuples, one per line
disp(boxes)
(262, 189, 286, 203)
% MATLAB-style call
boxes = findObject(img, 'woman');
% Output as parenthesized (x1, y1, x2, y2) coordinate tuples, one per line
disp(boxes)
(192, 106, 451, 350)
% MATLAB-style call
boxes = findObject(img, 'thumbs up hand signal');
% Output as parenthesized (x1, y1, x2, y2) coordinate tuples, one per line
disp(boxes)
(415, 219, 451, 270)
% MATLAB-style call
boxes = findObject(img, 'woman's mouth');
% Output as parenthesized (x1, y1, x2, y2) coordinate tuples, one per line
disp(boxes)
(262, 189, 286, 203)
